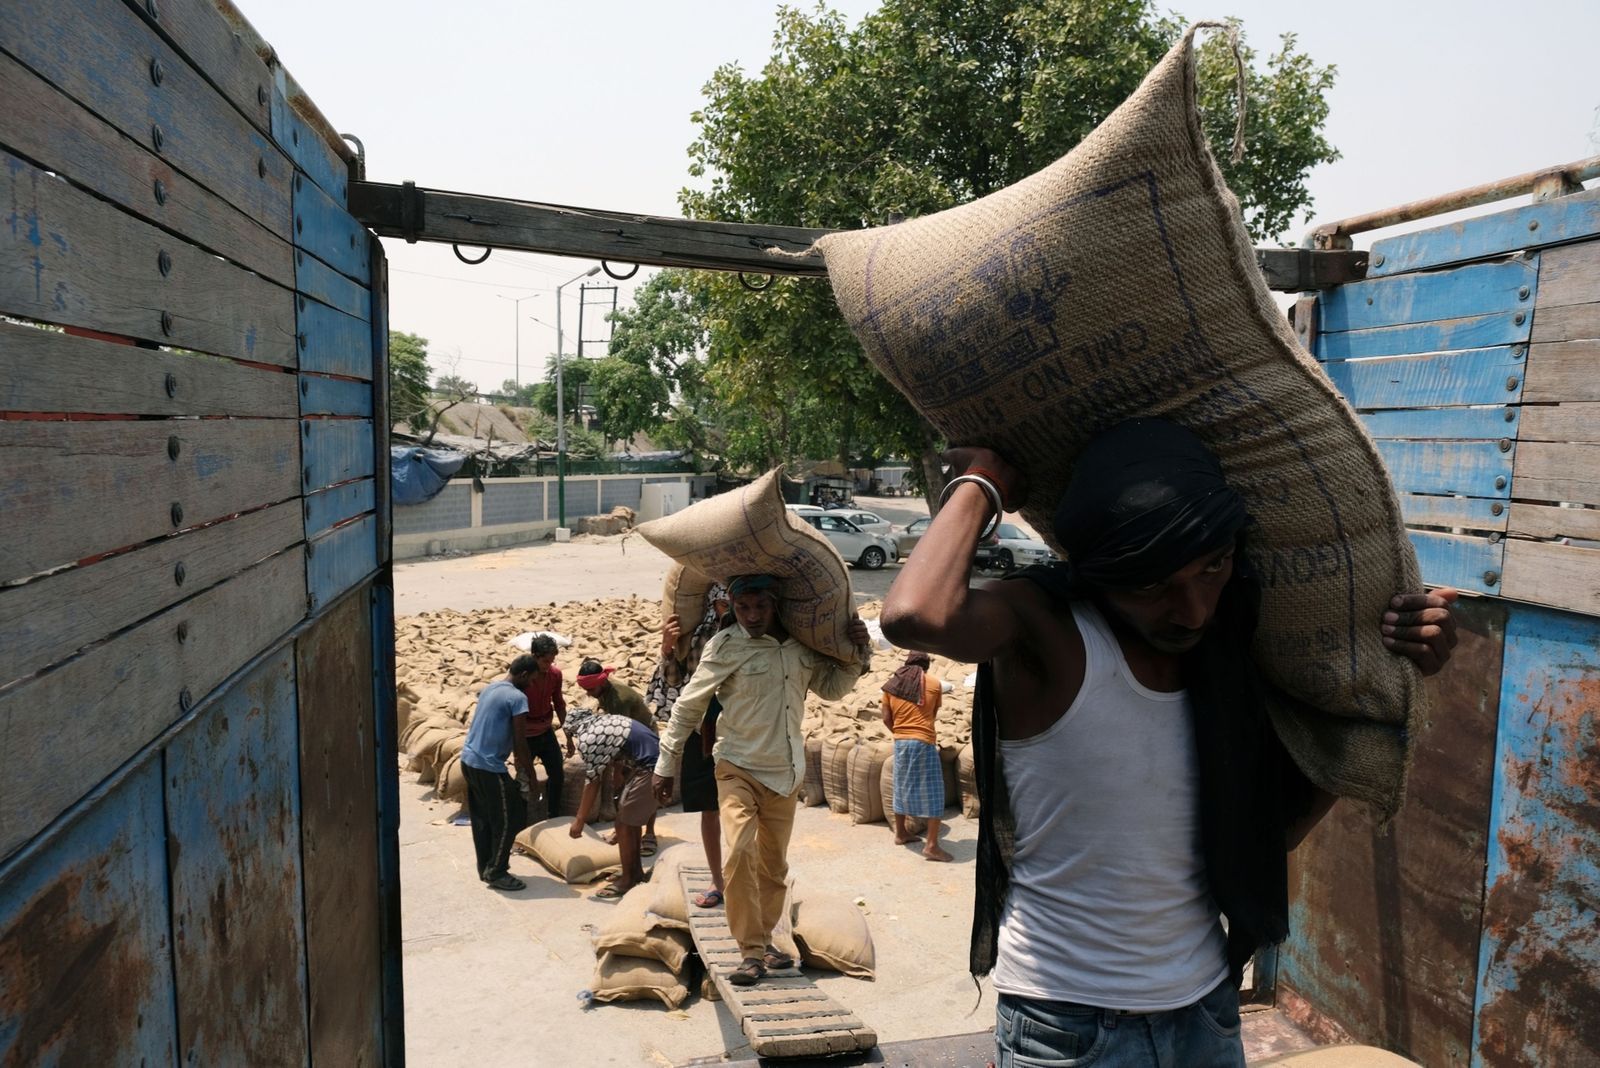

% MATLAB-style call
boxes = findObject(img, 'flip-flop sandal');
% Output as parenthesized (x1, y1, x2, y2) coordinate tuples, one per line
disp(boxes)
(727, 958, 766, 986)
(486, 874, 526, 892)
(762, 945, 796, 970)
(692, 889, 724, 909)
(640, 835, 658, 857)
(591, 880, 628, 900)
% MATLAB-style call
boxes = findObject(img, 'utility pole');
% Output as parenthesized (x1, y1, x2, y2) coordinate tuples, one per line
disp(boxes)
(494, 291, 541, 386)
(554, 265, 600, 530)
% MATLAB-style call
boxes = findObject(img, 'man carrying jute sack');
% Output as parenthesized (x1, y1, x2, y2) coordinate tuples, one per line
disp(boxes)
(652, 575, 871, 986)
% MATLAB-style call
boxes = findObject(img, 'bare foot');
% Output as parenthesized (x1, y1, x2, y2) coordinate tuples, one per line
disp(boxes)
(923, 845, 953, 862)
(893, 833, 923, 845)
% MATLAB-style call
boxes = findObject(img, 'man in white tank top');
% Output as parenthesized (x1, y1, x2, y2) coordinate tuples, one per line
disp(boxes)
(881, 420, 1458, 1067)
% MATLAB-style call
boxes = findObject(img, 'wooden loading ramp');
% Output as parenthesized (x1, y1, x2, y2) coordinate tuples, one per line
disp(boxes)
(680, 866, 877, 1058)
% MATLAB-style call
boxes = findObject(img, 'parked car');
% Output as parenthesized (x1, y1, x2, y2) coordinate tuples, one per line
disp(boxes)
(894, 515, 932, 556)
(836, 510, 893, 536)
(802, 513, 899, 570)
(974, 523, 1056, 571)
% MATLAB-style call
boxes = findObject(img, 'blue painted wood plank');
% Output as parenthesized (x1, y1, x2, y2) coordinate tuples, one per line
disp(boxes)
(270, 83, 349, 206)
(0, 763, 177, 1065)
(296, 250, 371, 322)
(1360, 407, 1520, 441)
(1321, 257, 1538, 333)
(293, 173, 369, 284)
(307, 514, 378, 613)
(304, 478, 375, 539)
(1317, 312, 1530, 360)
(302, 419, 375, 492)
(1374, 439, 1515, 499)
(299, 373, 373, 418)
(1397, 493, 1508, 532)
(165, 648, 310, 1065)
(298, 297, 374, 380)
(1321, 347, 1527, 409)
(1472, 605, 1600, 1067)
(1370, 186, 1600, 278)
(1405, 530, 1503, 594)
(370, 240, 392, 563)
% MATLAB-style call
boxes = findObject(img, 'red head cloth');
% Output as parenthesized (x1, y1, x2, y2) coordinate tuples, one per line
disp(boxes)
(576, 666, 614, 692)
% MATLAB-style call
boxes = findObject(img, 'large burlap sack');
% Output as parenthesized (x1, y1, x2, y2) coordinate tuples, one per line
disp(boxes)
(791, 889, 875, 979)
(662, 562, 717, 663)
(516, 818, 620, 884)
(593, 885, 696, 973)
(812, 28, 1424, 814)
(879, 749, 927, 834)
(636, 468, 861, 665)
(435, 752, 467, 804)
(821, 735, 857, 815)
(590, 951, 689, 1008)
(645, 843, 699, 929)
(847, 740, 891, 825)
(801, 735, 827, 807)
(957, 743, 979, 819)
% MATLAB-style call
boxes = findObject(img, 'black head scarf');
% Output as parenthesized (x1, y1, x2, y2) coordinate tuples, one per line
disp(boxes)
(968, 418, 1314, 989)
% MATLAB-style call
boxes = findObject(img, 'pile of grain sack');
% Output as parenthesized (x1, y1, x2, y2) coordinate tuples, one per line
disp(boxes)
(393, 597, 981, 822)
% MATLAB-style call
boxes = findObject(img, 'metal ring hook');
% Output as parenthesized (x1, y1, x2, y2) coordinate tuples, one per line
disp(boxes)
(602, 261, 640, 280)
(452, 244, 492, 265)
(738, 272, 774, 292)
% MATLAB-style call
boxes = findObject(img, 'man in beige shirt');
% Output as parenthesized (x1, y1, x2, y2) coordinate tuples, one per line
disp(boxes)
(654, 573, 868, 985)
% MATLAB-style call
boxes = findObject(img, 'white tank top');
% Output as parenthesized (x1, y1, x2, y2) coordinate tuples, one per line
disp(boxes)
(991, 601, 1228, 1011)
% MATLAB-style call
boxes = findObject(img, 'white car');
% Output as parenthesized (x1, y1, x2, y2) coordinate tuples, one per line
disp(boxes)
(894, 515, 932, 556)
(975, 522, 1057, 571)
(801, 513, 899, 570)
(835, 510, 894, 536)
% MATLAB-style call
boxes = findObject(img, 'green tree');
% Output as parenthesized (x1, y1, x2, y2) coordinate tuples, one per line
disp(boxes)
(497, 378, 540, 407)
(677, 0, 1340, 503)
(388, 330, 432, 431)
(435, 373, 477, 396)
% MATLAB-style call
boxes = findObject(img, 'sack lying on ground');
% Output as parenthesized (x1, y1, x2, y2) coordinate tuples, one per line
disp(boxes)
(801, 735, 827, 807)
(637, 468, 861, 664)
(590, 951, 689, 1009)
(791, 889, 875, 979)
(517, 818, 620, 884)
(821, 735, 857, 815)
(593, 885, 695, 973)
(812, 27, 1425, 815)
(848, 741, 891, 825)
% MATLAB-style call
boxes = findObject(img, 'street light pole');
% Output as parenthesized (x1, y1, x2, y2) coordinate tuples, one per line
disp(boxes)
(494, 292, 541, 386)
(554, 265, 600, 530)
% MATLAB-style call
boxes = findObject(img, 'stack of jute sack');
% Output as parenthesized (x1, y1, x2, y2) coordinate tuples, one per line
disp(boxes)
(810, 26, 1427, 816)
(585, 844, 877, 1009)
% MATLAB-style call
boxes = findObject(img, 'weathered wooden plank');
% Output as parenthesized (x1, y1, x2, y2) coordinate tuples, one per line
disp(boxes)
(297, 248, 372, 322)
(166, 647, 310, 1066)
(1474, 606, 1600, 1066)
(0, 547, 306, 862)
(1523, 340, 1600, 403)
(299, 297, 374, 380)
(0, 0, 292, 237)
(0, 322, 297, 416)
(308, 514, 378, 613)
(1316, 312, 1529, 361)
(1535, 239, 1600, 309)
(368, 580, 403, 1060)
(1518, 403, 1600, 443)
(294, 173, 369, 284)
(299, 373, 373, 418)
(1530, 301, 1600, 343)
(271, 85, 350, 205)
(296, 592, 382, 1067)
(369, 240, 392, 563)
(1374, 439, 1515, 499)
(0, 50, 292, 288)
(1398, 494, 1508, 532)
(1366, 186, 1600, 278)
(123, 0, 274, 135)
(303, 419, 376, 491)
(0, 418, 299, 583)
(1320, 347, 1526, 410)
(1406, 530, 1504, 595)
(1319, 257, 1536, 333)
(304, 479, 375, 540)
(1361, 407, 1518, 441)
(1, 500, 302, 685)
(1512, 441, 1600, 505)
(0, 149, 295, 362)
(1507, 503, 1600, 542)
(1499, 540, 1600, 616)
(0, 762, 177, 1066)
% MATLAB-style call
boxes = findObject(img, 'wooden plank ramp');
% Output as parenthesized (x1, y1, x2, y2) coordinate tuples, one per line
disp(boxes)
(679, 866, 876, 1059)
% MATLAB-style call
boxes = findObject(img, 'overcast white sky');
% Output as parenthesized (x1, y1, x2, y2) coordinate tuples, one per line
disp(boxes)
(243, 1, 1600, 392)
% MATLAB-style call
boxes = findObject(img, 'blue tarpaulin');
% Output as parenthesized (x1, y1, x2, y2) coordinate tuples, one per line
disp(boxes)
(391, 446, 466, 505)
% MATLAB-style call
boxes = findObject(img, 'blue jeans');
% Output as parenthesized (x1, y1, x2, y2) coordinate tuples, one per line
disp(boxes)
(995, 981, 1245, 1067)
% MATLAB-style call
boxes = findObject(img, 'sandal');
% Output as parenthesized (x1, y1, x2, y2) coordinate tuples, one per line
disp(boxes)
(640, 834, 658, 857)
(727, 958, 766, 986)
(486, 874, 526, 892)
(692, 888, 724, 909)
(591, 879, 629, 900)
(762, 944, 796, 971)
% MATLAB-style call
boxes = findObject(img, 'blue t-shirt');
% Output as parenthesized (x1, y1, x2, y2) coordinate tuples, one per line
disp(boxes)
(461, 680, 528, 773)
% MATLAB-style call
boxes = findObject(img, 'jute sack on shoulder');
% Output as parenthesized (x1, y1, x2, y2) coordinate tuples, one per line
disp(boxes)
(662, 562, 717, 664)
(637, 468, 861, 664)
(813, 28, 1424, 815)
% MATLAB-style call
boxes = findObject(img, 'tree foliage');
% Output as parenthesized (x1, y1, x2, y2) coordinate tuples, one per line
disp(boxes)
(388, 330, 432, 431)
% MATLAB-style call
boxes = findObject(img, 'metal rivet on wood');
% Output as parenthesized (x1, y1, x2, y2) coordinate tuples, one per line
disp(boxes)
(1499, 438, 1513, 453)
(170, 503, 184, 527)
(300, 379, 309, 396)
(258, 157, 267, 179)
(292, 128, 299, 145)
(1372, 253, 1385, 267)
(1491, 502, 1505, 516)
(1504, 408, 1517, 422)
(1518, 286, 1531, 300)
(176, 621, 189, 643)
(1484, 571, 1500, 586)
(151, 124, 165, 151)
(297, 332, 307, 350)
(257, 85, 267, 106)
(1506, 376, 1520, 391)
(1494, 476, 1508, 490)
(158, 249, 172, 276)
(173, 561, 187, 584)
(149, 58, 164, 86)
(145, 0, 158, 17)
(179, 689, 193, 711)
(168, 435, 180, 460)
(296, 216, 303, 235)
(153, 179, 167, 205)
(295, 174, 303, 192)
(160, 310, 174, 335)
(1513, 344, 1526, 358)
(1489, 532, 1503, 544)
(1514, 311, 1526, 326)
(165, 372, 178, 398)
(303, 466, 313, 486)
(1528, 219, 1540, 231)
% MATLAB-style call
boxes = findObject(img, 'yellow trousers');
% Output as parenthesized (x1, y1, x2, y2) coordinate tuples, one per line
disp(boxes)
(715, 761, 798, 959)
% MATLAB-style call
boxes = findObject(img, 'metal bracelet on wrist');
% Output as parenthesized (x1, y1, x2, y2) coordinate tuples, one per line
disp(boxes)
(939, 473, 1004, 540)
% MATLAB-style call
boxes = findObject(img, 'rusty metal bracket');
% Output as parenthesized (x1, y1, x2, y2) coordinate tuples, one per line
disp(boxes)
(1255, 247, 1369, 290)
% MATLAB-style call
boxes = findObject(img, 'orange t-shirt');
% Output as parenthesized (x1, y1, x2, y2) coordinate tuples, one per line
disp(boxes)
(881, 675, 942, 744)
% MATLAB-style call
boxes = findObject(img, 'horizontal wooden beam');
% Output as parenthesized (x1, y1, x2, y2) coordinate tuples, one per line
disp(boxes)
(347, 180, 1364, 290)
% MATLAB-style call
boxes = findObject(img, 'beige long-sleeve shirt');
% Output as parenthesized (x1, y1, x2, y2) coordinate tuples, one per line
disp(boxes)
(655, 626, 864, 797)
